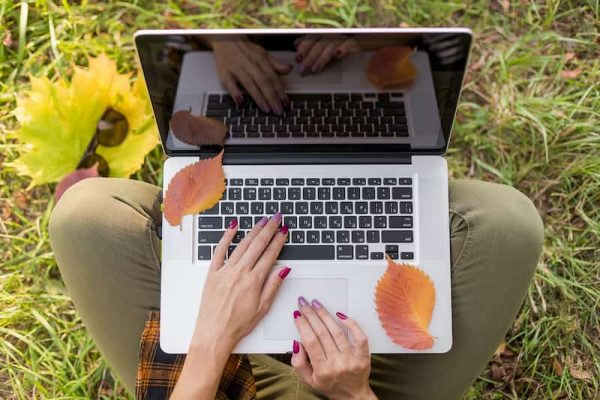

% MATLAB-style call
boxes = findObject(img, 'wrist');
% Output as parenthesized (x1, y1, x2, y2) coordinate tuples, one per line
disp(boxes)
(333, 385, 376, 400)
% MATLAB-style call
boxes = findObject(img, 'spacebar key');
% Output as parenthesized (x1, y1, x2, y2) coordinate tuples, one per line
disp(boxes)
(278, 245, 335, 260)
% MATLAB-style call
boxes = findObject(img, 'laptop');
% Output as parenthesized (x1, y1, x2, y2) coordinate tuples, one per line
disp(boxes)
(134, 28, 473, 354)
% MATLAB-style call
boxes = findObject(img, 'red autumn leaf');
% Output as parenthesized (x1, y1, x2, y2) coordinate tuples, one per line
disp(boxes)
(170, 108, 228, 146)
(375, 255, 435, 350)
(163, 150, 225, 226)
(560, 67, 582, 79)
(54, 162, 100, 203)
(366, 46, 417, 89)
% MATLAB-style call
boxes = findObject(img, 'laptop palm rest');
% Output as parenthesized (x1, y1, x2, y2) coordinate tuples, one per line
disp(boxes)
(263, 278, 348, 340)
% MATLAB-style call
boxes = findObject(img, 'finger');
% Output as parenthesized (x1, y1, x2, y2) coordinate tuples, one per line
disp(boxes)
(269, 54, 293, 75)
(294, 308, 326, 363)
(252, 224, 288, 280)
(336, 312, 370, 357)
(244, 54, 285, 114)
(257, 266, 291, 315)
(301, 39, 328, 75)
(233, 65, 271, 113)
(210, 218, 238, 270)
(219, 71, 245, 107)
(291, 340, 314, 386)
(335, 38, 358, 59)
(227, 215, 269, 265)
(237, 214, 284, 270)
(311, 41, 339, 74)
(310, 299, 351, 352)
(298, 296, 338, 355)
(296, 36, 317, 63)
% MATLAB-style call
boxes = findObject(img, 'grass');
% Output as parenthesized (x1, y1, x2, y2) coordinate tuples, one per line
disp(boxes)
(0, 0, 598, 398)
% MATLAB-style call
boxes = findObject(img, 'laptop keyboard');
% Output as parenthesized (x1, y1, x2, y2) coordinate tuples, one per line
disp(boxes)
(205, 92, 409, 139)
(197, 177, 414, 261)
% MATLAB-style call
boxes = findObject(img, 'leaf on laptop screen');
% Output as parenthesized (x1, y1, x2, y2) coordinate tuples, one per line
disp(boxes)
(163, 150, 225, 226)
(170, 108, 228, 146)
(375, 255, 435, 350)
(366, 46, 417, 89)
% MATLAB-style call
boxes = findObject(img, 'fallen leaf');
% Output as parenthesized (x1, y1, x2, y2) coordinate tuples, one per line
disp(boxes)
(170, 109, 228, 146)
(54, 163, 100, 203)
(163, 150, 225, 226)
(366, 47, 417, 89)
(560, 67, 582, 79)
(494, 341, 506, 357)
(375, 255, 435, 350)
(564, 52, 575, 62)
(569, 365, 592, 381)
(293, 0, 308, 9)
(553, 358, 564, 376)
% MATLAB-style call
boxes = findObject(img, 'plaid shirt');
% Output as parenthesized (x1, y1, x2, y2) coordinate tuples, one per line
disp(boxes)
(136, 310, 257, 400)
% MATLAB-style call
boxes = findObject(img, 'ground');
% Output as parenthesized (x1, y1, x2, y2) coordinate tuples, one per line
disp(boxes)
(0, 1, 598, 399)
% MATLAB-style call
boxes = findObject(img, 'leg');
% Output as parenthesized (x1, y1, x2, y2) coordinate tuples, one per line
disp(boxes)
(369, 180, 544, 400)
(49, 177, 162, 394)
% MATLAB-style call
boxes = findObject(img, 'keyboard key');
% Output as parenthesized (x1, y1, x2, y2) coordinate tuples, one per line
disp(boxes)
(348, 187, 361, 200)
(389, 216, 413, 228)
(243, 188, 257, 200)
(368, 178, 382, 185)
(374, 216, 387, 228)
(284, 216, 298, 229)
(230, 179, 243, 186)
(385, 201, 398, 214)
(260, 178, 274, 186)
(197, 245, 211, 260)
(276, 178, 289, 185)
(344, 216, 357, 228)
(278, 245, 335, 260)
(251, 202, 263, 214)
(356, 245, 369, 260)
(314, 216, 327, 228)
(292, 231, 305, 243)
(245, 178, 258, 186)
(370, 251, 384, 260)
(289, 188, 301, 200)
(366, 230, 380, 243)
(291, 178, 305, 186)
(400, 202, 413, 214)
(352, 178, 366, 185)
(198, 217, 223, 229)
(359, 216, 372, 228)
(337, 230, 350, 243)
(337, 245, 353, 260)
(337, 178, 350, 185)
(258, 188, 271, 200)
(383, 178, 397, 185)
(388, 252, 399, 260)
(198, 231, 225, 244)
(398, 178, 412, 185)
(318, 187, 331, 200)
(325, 202, 339, 214)
(307, 231, 320, 243)
(266, 202, 279, 214)
(356, 202, 368, 214)
(307, 178, 320, 185)
(281, 202, 294, 214)
(201, 204, 220, 215)
(224, 216, 237, 229)
(352, 231, 365, 243)
(392, 187, 412, 199)
(377, 187, 390, 199)
(322, 178, 335, 185)
(310, 202, 324, 214)
(362, 187, 375, 199)
(236, 202, 249, 214)
(240, 217, 253, 230)
(233, 231, 245, 243)
(385, 245, 399, 254)
(340, 202, 353, 214)
(401, 252, 414, 260)
(382, 230, 414, 243)
(322, 230, 335, 243)
(221, 202, 234, 214)
(274, 188, 286, 200)
(329, 216, 342, 229)
(299, 216, 312, 229)
(370, 201, 383, 214)
(303, 187, 316, 200)
(296, 202, 309, 214)
(333, 188, 345, 200)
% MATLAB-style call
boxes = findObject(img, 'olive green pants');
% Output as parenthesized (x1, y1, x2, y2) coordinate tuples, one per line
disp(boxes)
(49, 178, 543, 400)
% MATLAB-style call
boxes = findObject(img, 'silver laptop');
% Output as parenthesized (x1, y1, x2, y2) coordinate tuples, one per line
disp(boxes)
(134, 28, 472, 354)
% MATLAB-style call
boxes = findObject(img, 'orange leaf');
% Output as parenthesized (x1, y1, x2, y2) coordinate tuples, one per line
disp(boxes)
(170, 109, 228, 146)
(366, 46, 417, 89)
(54, 162, 100, 203)
(163, 150, 225, 226)
(375, 255, 435, 350)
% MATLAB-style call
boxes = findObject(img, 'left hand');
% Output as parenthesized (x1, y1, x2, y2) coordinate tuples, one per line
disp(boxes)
(295, 35, 361, 75)
(291, 298, 377, 400)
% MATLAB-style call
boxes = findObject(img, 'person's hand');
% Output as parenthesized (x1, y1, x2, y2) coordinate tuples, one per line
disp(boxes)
(191, 214, 291, 354)
(295, 35, 361, 75)
(212, 39, 292, 114)
(291, 298, 377, 400)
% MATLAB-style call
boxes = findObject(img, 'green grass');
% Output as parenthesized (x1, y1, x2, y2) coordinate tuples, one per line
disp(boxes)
(1, 0, 599, 398)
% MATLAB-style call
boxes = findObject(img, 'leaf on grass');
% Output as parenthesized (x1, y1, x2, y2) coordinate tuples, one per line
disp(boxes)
(170, 109, 228, 146)
(163, 150, 225, 226)
(375, 255, 435, 350)
(366, 47, 417, 89)
(560, 67, 582, 79)
(568, 365, 592, 381)
(54, 163, 100, 203)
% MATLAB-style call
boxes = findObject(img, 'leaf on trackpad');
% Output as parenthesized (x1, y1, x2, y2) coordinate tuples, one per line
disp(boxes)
(375, 255, 435, 350)
(366, 46, 417, 89)
(163, 150, 225, 226)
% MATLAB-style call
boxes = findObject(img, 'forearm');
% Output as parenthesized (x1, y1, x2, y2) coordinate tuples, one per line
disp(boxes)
(170, 333, 235, 400)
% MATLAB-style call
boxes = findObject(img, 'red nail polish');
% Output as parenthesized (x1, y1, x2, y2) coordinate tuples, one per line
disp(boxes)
(279, 267, 291, 279)
(228, 219, 238, 229)
(336, 311, 347, 320)
(293, 340, 299, 354)
(279, 225, 289, 235)
(296, 54, 303, 63)
(293, 310, 301, 319)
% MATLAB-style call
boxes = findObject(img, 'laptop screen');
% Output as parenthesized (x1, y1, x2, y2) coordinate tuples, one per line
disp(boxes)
(135, 29, 472, 157)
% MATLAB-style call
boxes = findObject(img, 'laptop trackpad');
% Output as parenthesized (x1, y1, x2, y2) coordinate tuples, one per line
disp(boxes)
(263, 278, 348, 340)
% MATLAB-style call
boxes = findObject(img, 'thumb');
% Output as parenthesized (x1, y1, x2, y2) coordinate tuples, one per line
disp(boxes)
(291, 340, 314, 385)
(258, 266, 291, 314)
(269, 54, 293, 75)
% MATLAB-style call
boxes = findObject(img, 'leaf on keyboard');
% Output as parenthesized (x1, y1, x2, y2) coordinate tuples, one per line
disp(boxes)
(375, 255, 435, 350)
(366, 47, 417, 89)
(170, 108, 227, 146)
(163, 150, 225, 226)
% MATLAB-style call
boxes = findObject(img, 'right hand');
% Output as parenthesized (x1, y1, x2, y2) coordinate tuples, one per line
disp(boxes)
(291, 299, 377, 400)
(212, 38, 292, 114)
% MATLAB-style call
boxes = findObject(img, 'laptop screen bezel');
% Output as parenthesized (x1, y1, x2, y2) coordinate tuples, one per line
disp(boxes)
(134, 28, 473, 159)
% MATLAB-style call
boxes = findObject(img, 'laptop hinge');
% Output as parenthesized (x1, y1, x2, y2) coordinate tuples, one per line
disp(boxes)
(219, 152, 412, 165)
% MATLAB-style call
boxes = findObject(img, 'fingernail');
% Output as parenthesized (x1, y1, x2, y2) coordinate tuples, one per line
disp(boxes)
(236, 95, 244, 106)
(279, 225, 289, 235)
(335, 49, 343, 58)
(311, 299, 322, 310)
(293, 310, 301, 319)
(293, 340, 299, 354)
(273, 212, 282, 222)
(283, 95, 290, 107)
(262, 104, 271, 113)
(300, 65, 307, 75)
(298, 296, 309, 307)
(274, 104, 283, 115)
(336, 311, 347, 320)
(257, 216, 268, 227)
(311, 64, 318, 73)
(296, 54, 303, 63)
(279, 266, 291, 279)
(228, 219, 238, 229)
